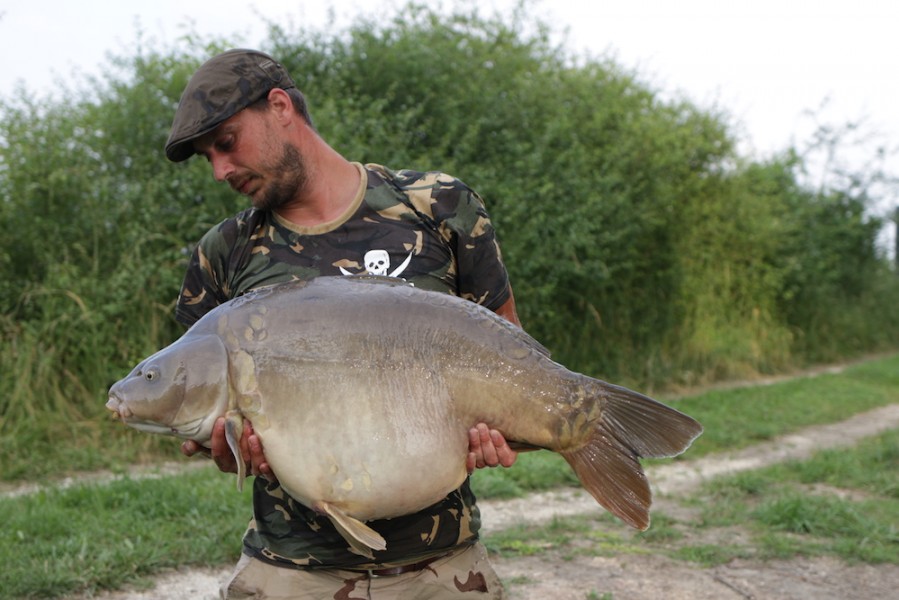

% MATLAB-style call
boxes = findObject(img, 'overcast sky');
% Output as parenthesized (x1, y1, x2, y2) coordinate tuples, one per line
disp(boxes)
(2, 0, 898, 211)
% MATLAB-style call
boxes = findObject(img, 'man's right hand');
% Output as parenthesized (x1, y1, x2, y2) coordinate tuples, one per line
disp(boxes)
(180, 417, 276, 481)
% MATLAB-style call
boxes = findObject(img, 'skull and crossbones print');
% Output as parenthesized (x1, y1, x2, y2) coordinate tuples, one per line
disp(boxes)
(339, 249, 414, 278)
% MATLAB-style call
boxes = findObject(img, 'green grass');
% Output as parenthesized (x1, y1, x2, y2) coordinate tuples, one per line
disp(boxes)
(483, 513, 646, 559)
(2, 353, 898, 598)
(0, 418, 181, 482)
(657, 353, 899, 458)
(486, 429, 899, 574)
(0, 466, 250, 599)
(471, 451, 580, 499)
(684, 428, 899, 565)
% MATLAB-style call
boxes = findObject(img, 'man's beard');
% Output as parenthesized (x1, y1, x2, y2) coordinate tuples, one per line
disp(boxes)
(253, 143, 307, 212)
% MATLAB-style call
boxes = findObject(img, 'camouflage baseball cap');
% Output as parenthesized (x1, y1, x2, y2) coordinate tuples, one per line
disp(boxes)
(165, 49, 295, 162)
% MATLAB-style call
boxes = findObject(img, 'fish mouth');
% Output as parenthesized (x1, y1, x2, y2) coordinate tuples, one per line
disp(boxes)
(105, 395, 130, 420)
(105, 395, 168, 433)
(105, 396, 167, 435)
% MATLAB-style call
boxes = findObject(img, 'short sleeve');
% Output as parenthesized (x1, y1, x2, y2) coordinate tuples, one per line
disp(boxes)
(175, 212, 253, 327)
(429, 174, 511, 310)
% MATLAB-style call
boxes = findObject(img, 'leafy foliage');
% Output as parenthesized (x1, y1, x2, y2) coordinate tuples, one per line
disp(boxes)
(1, 3, 898, 477)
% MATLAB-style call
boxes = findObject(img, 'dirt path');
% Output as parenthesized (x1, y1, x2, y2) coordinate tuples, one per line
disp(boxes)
(487, 403, 899, 600)
(67, 403, 899, 600)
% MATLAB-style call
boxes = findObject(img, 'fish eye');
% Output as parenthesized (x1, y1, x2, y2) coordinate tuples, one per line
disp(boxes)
(144, 367, 160, 382)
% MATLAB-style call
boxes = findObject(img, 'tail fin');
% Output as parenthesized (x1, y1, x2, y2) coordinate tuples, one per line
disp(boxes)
(560, 382, 702, 530)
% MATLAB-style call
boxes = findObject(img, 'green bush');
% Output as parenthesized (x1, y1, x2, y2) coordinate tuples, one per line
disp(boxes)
(1, 3, 897, 478)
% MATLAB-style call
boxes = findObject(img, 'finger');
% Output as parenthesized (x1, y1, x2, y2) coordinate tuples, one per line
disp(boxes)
(466, 451, 477, 474)
(468, 427, 481, 451)
(477, 423, 498, 467)
(210, 417, 227, 455)
(209, 417, 236, 472)
(247, 432, 264, 477)
(491, 429, 518, 467)
(247, 430, 278, 481)
(181, 440, 211, 459)
(467, 427, 484, 468)
(180, 439, 196, 457)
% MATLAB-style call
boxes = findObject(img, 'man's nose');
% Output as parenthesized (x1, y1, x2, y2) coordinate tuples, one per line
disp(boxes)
(210, 156, 234, 183)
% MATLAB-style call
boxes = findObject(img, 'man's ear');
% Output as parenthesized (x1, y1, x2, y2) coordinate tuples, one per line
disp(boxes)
(267, 88, 295, 124)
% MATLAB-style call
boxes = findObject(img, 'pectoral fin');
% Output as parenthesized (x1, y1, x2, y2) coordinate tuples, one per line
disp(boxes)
(313, 501, 387, 558)
(224, 412, 246, 491)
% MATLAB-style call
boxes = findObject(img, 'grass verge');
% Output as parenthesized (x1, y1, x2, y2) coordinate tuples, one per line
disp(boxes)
(482, 428, 898, 578)
(0, 466, 249, 599)
(2, 353, 897, 597)
(680, 427, 899, 565)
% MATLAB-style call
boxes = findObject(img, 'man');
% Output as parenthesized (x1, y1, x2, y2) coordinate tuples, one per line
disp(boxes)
(166, 49, 519, 599)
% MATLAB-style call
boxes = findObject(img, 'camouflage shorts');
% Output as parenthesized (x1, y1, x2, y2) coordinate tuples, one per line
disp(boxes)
(220, 543, 506, 599)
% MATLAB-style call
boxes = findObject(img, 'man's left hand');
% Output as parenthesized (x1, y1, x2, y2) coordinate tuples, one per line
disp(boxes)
(467, 423, 518, 473)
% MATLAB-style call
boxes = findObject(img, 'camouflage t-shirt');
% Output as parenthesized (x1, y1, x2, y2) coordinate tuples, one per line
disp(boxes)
(175, 162, 512, 569)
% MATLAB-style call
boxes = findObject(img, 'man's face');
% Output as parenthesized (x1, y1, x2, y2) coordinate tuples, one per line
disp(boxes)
(192, 107, 307, 211)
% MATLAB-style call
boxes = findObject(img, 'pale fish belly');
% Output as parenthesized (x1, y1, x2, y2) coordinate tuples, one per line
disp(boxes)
(244, 359, 470, 520)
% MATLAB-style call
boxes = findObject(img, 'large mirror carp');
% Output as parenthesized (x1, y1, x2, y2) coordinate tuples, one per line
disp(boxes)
(107, 276, 702, 557)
